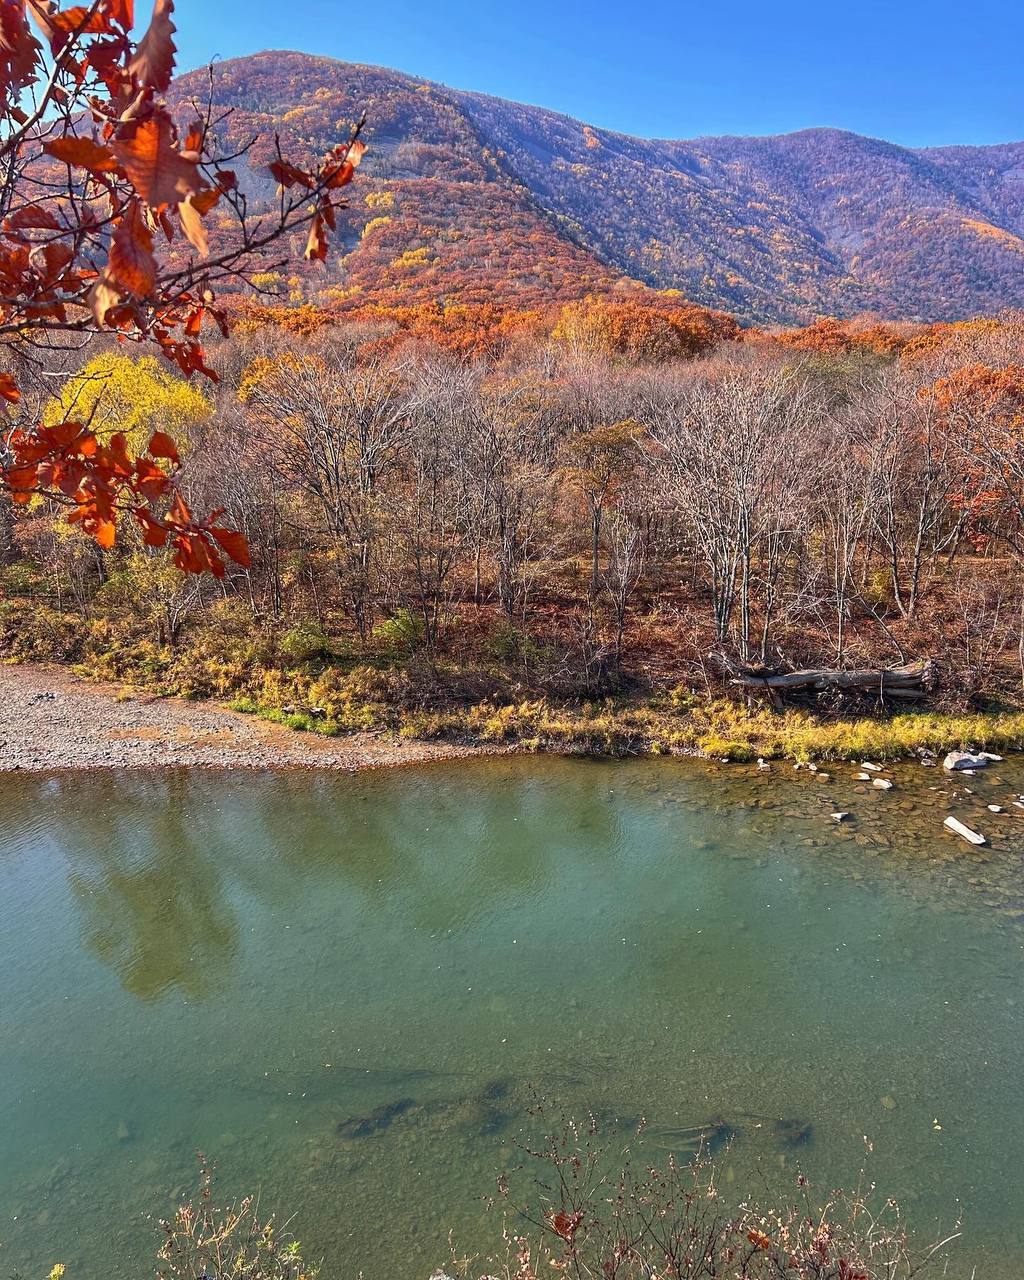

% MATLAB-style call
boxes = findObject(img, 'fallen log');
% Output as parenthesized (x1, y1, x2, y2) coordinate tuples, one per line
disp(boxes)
(712, 656, 934, 705)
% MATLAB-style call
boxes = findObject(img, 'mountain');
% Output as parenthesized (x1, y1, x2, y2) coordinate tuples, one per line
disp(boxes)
(170, 52, 1024, 324)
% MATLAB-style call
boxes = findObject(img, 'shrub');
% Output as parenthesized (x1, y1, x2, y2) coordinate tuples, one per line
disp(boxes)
(155, 1166, 317, 1280)
(279, 621, 335, 667)
(370, 608, 424, 660)
(482, 1114, 953, 1280)
(482, 617, 528, 662)
(0, 560, 46, 598)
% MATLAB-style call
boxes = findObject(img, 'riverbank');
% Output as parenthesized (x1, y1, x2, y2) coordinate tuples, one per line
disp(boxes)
(0, 664, 498, 771)
(5, 659, 1024, 772)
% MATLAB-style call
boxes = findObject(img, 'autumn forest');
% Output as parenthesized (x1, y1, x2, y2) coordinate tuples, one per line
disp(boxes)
(4, 298, 1024, 759)
(2, 10, 1024, 760)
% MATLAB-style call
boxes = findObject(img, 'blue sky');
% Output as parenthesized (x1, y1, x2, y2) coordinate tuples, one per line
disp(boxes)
(172, 0, 1023, 147)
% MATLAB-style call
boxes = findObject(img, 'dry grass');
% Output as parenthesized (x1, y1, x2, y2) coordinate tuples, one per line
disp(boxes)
(232, 691, 1024, 763)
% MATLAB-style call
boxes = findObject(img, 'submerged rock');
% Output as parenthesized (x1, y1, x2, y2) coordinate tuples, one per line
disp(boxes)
(479, 1077, 513, 1102)
(337, 1096, 418, 1139)
(872, 778, 894, 790)
(774, 1117, 813, 1148)
(943, 751, 989, 772)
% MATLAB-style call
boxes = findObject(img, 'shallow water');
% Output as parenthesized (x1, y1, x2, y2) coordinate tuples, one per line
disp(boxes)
(2, 757, 1024, 1278)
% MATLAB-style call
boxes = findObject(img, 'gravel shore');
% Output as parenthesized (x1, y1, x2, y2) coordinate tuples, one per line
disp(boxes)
(0, 663, 491, 772)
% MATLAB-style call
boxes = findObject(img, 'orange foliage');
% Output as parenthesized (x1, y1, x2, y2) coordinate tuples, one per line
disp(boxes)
(552, 297, 739, 362)
(926, 362, 1024, 531)
(227, 295, 741, 366)
(901, 318, 1007, 364)
(771, 316, 912, 357)
(353, 302, 546, 358)
(930, 363, 1024, 418)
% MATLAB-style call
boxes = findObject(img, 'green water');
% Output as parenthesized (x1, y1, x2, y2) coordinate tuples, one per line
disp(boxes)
(2, 758, 1024, 1278)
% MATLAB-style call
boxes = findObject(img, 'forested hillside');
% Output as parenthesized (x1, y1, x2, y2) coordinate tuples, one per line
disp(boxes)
(169, 52, 1024, 322)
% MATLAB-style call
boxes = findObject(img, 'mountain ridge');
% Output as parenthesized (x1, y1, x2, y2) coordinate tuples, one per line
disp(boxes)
(171, 51, 1024, 323)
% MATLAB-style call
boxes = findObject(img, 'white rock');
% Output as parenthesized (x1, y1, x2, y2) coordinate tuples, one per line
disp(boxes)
(943, 751, 989, 771)
(861, 761, 883, 772)
(855, 772, 870, 781)
(831, 812, 850, 822)
(944, 815, 987, 846)
(988, 804, 1004, 813)
(979, 752, 1004, 762)
(872, 778, 894, 790)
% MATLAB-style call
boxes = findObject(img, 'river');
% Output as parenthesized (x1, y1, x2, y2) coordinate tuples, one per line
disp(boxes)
(1, 757, 1022, 1277)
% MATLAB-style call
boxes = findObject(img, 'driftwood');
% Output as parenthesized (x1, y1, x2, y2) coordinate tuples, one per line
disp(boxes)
(944, 815, 987, 846)
(713, 656, 934, 708)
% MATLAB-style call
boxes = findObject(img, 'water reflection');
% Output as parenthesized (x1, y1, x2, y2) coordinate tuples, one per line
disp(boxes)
(22, 760, 1024, 1004)
(40, 766, 638, 998)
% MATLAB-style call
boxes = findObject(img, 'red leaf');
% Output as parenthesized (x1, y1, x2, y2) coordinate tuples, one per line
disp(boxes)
(268, 158, 314, 190)
(177, 190, 208, 256)
(103, 0, 134, 29)
(323, 138, 367, 190)
(173, 529, 223, 576)
(111, 110, 204, 207)
(128, 0, 174, 90)
(551, 1211, 582, 1241)
(0, 1, 42, 109)
(28, 0, 109, 55)
(147, 429, 178, 462)
(95, 514, 117, 548)
(167, 492, 192, 525)
(0, 372, 20, 403)
(88, 276, 124, 326)
(304, 211, 328, 262)
(107, 198, 155, 296)
(135, 508, 169, 547)
(5, 203, 61, 232)
(43, 135, 119, 172)
(210, 525, 250, 568)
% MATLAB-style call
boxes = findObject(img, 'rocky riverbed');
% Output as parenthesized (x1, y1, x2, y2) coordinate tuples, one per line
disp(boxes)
(0, 663, 492, 771)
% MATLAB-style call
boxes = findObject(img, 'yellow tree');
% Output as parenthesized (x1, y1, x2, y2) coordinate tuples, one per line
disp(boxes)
(45, 353, 213, 452)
